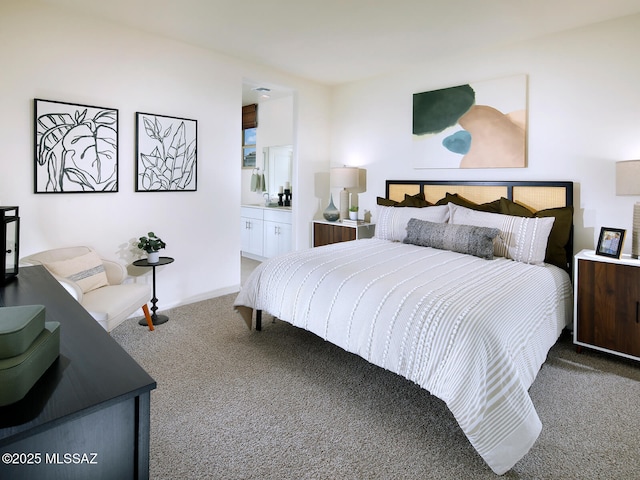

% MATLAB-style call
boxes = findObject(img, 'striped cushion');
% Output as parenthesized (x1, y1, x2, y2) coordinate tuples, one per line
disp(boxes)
(374, 205, 449, 242)
(44, 251, 109, 293)
(448, 203, 554, 265)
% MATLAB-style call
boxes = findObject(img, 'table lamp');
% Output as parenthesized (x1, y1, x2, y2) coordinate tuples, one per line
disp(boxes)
(330, 167, 359, 220)
(616, 160, 640, 258)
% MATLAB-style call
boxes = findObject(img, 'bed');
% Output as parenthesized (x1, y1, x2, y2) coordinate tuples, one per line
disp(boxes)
(234, 180, 574, 475)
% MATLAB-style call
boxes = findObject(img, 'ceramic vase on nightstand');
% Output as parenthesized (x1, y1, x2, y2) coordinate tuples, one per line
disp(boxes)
(147, 251, 160, 263)
(323, 193, 340, 222)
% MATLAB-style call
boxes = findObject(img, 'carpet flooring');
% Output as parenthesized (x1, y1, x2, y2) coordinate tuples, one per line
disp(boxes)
(111, 294, 640, 479)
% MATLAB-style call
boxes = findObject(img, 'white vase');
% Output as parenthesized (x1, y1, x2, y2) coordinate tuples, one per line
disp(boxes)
(349, 211, 358, 220)
(147, 251, 160, 263)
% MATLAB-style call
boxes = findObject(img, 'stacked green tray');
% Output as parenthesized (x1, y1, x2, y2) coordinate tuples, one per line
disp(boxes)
(0, 305, 60, 406)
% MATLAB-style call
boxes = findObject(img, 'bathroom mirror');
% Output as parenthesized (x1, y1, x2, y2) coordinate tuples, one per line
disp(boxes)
(264, 145, 293, 196)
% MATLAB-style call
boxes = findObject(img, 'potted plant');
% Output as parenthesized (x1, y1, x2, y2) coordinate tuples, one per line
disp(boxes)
(348, 205, 359, 220)
(137, 232, 166, 263)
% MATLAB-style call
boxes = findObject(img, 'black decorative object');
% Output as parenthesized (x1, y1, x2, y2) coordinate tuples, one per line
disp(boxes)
(136, 112, 197, 192)
(132, 256, 175, 326)
(34, 99, 119, 193)
(1, 206, 19, 285)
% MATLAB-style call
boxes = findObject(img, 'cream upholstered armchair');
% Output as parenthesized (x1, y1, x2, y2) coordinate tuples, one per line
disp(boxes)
(21, 246, 153, 332)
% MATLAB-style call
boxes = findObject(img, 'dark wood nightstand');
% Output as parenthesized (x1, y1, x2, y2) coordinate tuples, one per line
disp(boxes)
(574, 249, 640, 361)
(312, 220, 375, 247)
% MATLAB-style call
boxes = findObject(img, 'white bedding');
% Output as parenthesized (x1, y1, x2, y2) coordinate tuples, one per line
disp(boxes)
(234, 238, 573, 474)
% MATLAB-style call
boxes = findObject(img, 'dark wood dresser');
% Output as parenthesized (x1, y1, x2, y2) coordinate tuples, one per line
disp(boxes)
(0, 266, 156, 479)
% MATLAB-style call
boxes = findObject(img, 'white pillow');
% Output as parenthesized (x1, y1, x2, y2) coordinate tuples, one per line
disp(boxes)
(374, 204, 449, 242)
(44, 250, 109, 293)
(448, 203, 555, 265)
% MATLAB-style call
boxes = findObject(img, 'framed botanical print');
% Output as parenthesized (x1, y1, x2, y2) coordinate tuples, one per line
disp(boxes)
(136, 112, 197, 192)
(34, 98, 119, 193)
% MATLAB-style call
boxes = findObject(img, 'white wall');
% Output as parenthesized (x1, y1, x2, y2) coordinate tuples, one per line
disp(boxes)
(0, 0, 330, 310)
(331, 14, 640, 255)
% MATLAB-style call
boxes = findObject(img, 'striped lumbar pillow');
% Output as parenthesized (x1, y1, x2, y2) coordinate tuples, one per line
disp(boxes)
(44, 251, 109, 293)
(448, 203, 555, 265)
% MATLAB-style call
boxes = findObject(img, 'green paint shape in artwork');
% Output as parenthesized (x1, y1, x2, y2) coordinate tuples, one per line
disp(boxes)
(412, 84, 475, 135)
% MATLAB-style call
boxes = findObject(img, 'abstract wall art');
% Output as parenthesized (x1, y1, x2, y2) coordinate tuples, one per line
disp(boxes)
(135, 112, 197, 192)
(34, 99, 119, 193)
(412, 74, 527, 169)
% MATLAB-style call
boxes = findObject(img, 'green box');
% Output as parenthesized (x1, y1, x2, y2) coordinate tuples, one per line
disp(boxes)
(0, 321, 60, 406)
(0, 305, 46, 359)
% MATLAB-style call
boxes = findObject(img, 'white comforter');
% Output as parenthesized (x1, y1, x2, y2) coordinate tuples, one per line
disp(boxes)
(234, 239, 572, 474)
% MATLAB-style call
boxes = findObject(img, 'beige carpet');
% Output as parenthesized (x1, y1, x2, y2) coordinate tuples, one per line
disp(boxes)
(112, 294, 640, 479)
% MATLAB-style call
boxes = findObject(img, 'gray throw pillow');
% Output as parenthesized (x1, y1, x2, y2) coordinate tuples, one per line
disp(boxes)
(403, 218, 500, 260)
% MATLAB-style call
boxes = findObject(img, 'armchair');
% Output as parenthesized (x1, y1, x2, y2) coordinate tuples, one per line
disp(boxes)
(21, 246, 153, 332)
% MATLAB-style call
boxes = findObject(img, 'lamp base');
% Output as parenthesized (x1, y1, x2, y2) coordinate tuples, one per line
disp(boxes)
(633, 203, 640, 258)
(339, 188, 349, 220)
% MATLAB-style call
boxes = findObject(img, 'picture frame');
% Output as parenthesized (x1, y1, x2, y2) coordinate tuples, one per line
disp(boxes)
(412, 74, 527, 169)
(595, 227, 626, 259)
(34, 98, 119, 193)
(135, 112, 197, 192)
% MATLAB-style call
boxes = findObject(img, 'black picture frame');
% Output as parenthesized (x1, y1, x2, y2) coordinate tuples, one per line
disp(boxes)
(596, 227, 626, 259)
(34, 98, 119, 193)
(135, 112, 197, 192)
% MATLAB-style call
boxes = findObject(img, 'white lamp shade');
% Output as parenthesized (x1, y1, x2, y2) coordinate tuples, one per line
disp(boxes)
(330, 167, 359, 189)
(616, 160, 640, 195)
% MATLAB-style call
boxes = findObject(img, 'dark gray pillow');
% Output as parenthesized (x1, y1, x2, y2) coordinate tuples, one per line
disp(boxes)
(403, 218, 500, 260)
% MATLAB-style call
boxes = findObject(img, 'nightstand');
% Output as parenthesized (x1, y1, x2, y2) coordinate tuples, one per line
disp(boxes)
(574, 249, 640, 361)
(312, 220, 375, 247)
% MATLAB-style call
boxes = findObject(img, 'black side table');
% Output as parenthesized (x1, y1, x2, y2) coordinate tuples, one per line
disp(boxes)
(133, 257, 174, 326)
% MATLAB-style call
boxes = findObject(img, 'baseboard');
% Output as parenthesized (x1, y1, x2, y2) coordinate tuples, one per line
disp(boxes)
(241, 252, 266, 262)
(168, 285, 240, 310)
(127, 285, 240, 318)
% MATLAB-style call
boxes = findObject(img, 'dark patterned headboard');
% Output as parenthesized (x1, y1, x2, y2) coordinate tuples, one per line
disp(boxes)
(386, 180, 573, 210)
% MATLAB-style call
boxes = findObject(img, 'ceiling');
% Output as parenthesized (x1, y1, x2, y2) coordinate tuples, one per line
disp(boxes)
(241, 79, 294, 106)
(39, 0, 640, 88)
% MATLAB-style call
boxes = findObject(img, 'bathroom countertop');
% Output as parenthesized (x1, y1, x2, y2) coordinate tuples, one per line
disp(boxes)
(242, 203, 292, 210)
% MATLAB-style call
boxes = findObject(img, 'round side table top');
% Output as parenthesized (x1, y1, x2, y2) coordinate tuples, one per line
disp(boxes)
(133, 257, 175, 268)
